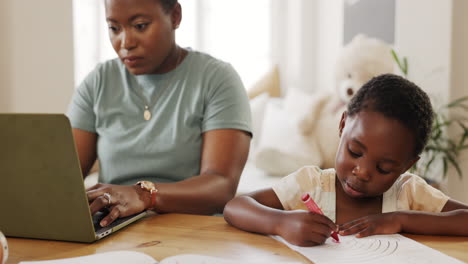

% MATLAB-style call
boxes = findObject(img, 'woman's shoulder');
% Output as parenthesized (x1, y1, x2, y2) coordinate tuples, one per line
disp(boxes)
(186, 48, 233, 71)
(77, 58, 127, 95)
(94, 58, 125, 75)
(81, 58, 124, 82)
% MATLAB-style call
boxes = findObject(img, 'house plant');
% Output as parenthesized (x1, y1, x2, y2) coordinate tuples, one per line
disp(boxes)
(392, 50, 468, 181)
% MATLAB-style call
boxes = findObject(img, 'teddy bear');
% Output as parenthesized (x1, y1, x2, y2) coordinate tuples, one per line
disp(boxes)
(298, 34, 395, 170)
(254, 34, 394, 176)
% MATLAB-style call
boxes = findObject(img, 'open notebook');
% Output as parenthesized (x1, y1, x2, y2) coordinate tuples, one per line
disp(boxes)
(19, 251, 301, 264)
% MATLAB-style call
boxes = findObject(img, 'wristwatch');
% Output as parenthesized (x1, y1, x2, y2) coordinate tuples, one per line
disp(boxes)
(135, 181, 158, 210)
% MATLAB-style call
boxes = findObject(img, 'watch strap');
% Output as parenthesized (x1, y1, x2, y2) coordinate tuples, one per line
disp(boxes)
(135, 181, 158, 210)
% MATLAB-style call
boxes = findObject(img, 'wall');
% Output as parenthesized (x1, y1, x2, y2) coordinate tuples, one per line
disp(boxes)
(0, 0, 12, 112)
(0, 0, 75, 113)
(447, 0, 468, 203)
(395, 0, 452, 106)
(316, 0, 343, 94)
(343, 0, 395, 45)
(272, 0, 319, 94)
(396, 0, 468, 202)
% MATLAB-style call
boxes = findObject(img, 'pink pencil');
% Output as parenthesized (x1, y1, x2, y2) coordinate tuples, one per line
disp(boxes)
(301, 193, 340, 242)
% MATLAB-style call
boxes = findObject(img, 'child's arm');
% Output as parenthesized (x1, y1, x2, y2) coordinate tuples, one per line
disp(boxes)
(224, 188, 338, 246)
(339, 199, 468, 237)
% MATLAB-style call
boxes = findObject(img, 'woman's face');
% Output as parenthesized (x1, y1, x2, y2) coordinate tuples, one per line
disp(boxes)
(104, 0, 180, 75)
(335, 111, 418, 199)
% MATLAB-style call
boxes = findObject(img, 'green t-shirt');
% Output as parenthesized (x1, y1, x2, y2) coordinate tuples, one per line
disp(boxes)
(67, 49, 252, 185)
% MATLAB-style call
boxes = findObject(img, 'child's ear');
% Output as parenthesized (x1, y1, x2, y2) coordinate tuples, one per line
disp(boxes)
(171, 3, 182, 29)
(338, 111, 347, 137)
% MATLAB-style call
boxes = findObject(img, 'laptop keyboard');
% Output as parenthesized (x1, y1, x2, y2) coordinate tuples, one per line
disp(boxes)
(92, 210, 109, 231)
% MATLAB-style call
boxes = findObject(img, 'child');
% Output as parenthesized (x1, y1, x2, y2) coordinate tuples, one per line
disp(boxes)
(224, 74, 468, 247)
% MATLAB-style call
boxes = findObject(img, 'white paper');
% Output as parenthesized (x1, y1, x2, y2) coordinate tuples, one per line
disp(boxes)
(272, 234, 465, 264)
(161, 254, 302, 264)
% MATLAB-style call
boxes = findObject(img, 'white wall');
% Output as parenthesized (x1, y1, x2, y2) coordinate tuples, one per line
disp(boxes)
(316, 0, 344, 94)
(271, 0, 320, 95)
(395, 0, 452, 106)
(0, 0, 13, 112)
(0, 0, 75, 113)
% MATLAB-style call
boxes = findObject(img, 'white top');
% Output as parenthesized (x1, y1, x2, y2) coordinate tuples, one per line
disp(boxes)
(272, 166, 449, 222)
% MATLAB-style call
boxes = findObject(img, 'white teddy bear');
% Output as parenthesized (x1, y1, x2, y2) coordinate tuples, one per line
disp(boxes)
(255, 34, 394, 176)
(299, 34, 395, 170)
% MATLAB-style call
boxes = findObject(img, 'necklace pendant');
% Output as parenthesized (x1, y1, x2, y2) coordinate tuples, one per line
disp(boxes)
(143, 108, 151, 121)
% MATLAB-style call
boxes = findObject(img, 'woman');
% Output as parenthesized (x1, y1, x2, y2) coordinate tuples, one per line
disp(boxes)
(68, 0, 252, 227)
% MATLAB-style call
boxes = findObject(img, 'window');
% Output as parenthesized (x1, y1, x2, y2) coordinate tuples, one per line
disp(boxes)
(72, 0, 272, 90)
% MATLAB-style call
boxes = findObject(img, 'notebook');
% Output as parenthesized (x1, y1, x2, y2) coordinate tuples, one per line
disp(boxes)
(18, 251, 302, 264)
(0, 114, 147, 243)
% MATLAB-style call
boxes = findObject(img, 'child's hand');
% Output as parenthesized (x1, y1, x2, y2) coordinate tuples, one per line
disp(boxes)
(277, 210, 338, 247)
(338, 212, 403, 238)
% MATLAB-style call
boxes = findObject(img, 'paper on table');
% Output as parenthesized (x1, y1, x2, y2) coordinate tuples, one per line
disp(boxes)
(19, 251, 302, 264)
(272, 234, 465, 264)
(160, 254, 302, 264)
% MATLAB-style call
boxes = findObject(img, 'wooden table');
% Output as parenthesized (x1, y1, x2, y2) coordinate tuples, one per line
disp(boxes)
(6, 214, 468, 263)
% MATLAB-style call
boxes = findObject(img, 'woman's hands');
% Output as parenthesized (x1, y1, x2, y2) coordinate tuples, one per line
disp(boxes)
(339, 212, 403, 238)
(87, 183, 149, 227)
(277, 210, 338, 247)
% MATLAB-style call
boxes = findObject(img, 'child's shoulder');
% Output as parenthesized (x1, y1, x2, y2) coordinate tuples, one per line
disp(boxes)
(394, 172, 427, 189)
(286, 165, 336, 189)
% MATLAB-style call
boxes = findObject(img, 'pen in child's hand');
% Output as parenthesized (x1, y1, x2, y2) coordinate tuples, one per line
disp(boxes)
(301, 193, 340, 242)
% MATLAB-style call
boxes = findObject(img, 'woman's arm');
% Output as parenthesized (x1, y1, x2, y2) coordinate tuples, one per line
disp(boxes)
(72, 128, 97, 178)
(86, 128, 251, 223)
(152, 128, 251, 215)
(224, 188, 338, 246)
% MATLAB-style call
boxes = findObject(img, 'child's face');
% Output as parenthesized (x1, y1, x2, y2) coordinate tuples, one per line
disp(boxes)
(105, 0, 179, 75)
(335, 111, 419, 199)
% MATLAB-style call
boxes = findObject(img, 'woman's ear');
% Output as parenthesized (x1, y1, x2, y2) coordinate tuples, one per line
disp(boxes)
(171, 3, 182, 29)
(339, 111, 347, 137)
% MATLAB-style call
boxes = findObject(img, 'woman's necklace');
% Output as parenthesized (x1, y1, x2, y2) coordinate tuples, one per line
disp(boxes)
(138, 47, 183, 121)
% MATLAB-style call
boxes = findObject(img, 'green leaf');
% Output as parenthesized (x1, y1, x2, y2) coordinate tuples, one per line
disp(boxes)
(446, 96, 468, 108)
(403, 57, 408, 76)
(445, 152, 463, 178)
(457, 126, 467, 148)
(423, 156, 436, 177)
(458, 144, 468, 150)
(442, 158, 448, 176)
(391, 49, 408, 77)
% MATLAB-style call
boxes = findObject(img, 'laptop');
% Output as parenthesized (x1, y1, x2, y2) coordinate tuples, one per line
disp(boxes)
(0, 114, 148, 242)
